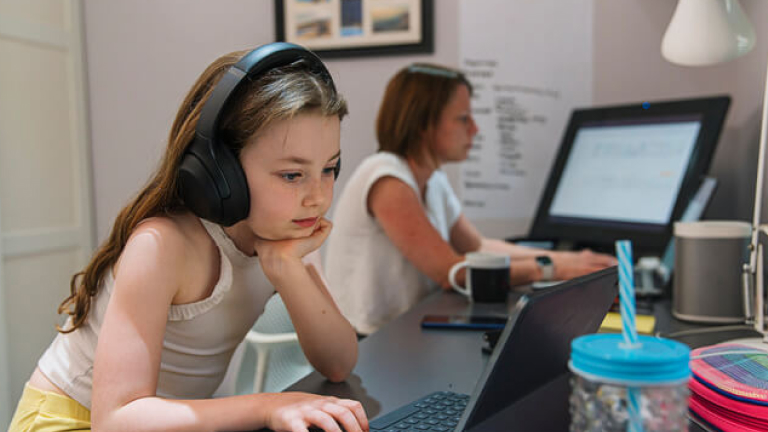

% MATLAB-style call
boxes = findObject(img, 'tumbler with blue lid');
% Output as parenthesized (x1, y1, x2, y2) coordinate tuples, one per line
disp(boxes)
(568, 241, 691, 431)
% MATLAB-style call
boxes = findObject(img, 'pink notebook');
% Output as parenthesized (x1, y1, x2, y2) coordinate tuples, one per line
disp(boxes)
(689, 377, 768, 431)
(689, 343, 768, 404)
(688, 343, 768, 431)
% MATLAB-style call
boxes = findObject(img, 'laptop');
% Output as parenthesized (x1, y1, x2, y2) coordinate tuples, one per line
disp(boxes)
(368, 266, 618, 432)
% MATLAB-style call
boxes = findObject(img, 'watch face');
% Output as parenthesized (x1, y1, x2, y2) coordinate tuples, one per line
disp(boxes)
(536, 256, 553, 266)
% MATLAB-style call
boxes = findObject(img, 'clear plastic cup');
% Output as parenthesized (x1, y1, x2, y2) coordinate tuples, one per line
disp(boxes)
(569, 334, 691, 432)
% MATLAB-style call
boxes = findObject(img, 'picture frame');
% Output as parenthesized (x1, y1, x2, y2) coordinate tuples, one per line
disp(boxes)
(275, 0, 434, 58)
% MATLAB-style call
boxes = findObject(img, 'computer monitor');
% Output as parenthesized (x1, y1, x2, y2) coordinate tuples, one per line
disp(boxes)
(528, 95, 730, 257)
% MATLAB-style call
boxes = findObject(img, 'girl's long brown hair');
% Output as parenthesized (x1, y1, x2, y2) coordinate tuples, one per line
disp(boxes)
(57, 50, 347, 333)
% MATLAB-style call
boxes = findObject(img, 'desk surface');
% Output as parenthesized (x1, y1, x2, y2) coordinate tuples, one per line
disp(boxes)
(285, 289, 762, 431)
(287, 291, 513, 419)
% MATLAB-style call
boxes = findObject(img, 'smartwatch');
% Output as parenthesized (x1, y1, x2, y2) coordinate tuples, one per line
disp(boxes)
(535, 255, 555, 281)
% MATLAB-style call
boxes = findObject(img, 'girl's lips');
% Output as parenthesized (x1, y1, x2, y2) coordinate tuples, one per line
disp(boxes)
(293, 217, 318, 228)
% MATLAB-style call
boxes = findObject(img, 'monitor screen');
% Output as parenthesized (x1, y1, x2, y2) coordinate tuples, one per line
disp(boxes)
(529, 96, 730, 256)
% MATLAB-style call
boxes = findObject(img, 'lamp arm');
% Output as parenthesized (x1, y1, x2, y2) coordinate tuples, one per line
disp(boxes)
(749, 58, 768, 273)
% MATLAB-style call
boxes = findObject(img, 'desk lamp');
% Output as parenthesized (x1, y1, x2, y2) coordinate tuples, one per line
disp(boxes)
(662, 0, 768, 344)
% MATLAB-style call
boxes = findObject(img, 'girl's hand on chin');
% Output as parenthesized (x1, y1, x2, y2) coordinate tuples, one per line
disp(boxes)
(253, 218, 333, 274)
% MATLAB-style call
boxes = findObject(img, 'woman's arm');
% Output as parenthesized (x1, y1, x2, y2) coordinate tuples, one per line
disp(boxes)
(448, 215, 541, 284)
(450, 215, 617, 284)
(480, 238, 617, 281)
(254, 219, 358, 383)
(368, 176, 465, 289)
(91, 219, 366, 432)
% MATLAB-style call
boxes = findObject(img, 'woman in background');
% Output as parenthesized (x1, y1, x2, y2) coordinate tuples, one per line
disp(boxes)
(325, 63, 616, 336)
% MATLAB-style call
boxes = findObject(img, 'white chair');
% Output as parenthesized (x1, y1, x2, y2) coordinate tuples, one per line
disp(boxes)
(215, 294, 313, 396)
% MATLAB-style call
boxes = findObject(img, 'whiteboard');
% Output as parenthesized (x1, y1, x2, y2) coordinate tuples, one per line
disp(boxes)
(458, 0, 594, 238)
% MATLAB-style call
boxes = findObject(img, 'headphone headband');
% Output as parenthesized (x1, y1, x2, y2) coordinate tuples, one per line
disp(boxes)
(196, 42, 334, 141)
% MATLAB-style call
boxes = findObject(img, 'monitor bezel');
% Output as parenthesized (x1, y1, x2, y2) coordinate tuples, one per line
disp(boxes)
(528, 95, 731, 257)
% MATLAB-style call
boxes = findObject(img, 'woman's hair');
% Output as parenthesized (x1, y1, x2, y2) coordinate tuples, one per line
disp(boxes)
(57, 49, 347, 333)
(376, 63, 471, 162)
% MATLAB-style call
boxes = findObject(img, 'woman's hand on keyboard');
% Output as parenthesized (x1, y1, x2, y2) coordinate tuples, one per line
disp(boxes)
(551, 249, 618, 281)
(264, 392, 369, 432)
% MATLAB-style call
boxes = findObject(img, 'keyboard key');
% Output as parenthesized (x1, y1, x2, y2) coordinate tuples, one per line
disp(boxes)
(369, 405, 421, 429)
(371, 391, 469, 432)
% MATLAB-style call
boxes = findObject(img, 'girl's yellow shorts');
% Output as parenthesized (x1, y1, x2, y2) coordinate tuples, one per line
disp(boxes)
(8, 383, 91, 432)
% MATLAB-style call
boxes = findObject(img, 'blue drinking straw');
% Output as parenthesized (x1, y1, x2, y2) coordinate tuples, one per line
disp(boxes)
(616, 240, 638, 347)
(616, 240, 643, 432)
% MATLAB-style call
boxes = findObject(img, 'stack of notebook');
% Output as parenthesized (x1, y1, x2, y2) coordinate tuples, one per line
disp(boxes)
(688, 343, 768, 431)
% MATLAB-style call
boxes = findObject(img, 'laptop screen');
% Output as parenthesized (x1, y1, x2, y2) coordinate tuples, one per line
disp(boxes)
(457, 267, 618, 431)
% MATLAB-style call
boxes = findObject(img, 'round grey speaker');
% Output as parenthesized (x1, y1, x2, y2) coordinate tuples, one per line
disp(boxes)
(673, 220, 751, 323)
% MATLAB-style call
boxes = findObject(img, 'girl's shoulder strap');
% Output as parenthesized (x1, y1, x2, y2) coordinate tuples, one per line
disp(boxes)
(198, 218, 258, 267)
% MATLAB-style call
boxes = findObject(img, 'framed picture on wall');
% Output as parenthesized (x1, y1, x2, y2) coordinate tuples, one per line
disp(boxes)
(275, 0, 434, 58)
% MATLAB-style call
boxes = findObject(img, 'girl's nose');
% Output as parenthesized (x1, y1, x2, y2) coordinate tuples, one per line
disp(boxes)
(303, 177, 326, 207)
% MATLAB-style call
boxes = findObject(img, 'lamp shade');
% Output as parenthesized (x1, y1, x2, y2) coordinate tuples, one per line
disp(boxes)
(662, 0, 755, 66)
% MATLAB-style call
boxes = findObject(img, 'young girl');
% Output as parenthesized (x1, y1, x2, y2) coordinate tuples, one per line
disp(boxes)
(10, 43, 368, 432)
(325, 63, 617, 335)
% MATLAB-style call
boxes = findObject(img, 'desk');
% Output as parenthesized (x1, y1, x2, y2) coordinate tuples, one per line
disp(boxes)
(286, 291, 511, 418)
(285, 290, 762, 431)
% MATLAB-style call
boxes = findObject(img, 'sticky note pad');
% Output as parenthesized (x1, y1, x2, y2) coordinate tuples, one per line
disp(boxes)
(599, 312, 656, 335)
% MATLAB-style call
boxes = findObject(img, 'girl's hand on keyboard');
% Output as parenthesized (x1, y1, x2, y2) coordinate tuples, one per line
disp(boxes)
(264, 392, 369, 432)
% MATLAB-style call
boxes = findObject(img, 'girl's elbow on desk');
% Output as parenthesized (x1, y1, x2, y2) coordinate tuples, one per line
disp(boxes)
(308, 331, 358, 383)
(313, 352, 356, 383)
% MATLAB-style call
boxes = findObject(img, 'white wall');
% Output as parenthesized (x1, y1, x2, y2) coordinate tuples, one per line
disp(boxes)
(84, 0, 460, 242)
(87, 0, 768, 248)
(84, 0, 767, 239)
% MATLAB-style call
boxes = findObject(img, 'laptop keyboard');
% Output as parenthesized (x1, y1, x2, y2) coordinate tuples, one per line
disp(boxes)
(369, 391, 470, 432)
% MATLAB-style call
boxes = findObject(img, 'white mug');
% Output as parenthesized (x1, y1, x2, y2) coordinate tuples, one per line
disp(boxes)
(448, 252, 511, 302)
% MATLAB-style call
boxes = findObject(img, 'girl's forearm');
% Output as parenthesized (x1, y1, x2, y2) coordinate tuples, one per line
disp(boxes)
(93, 393, 276, 432)
(269, 260, 358, 381)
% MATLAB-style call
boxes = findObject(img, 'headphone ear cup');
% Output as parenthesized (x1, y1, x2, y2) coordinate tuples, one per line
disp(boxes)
(215, 144, 250, 224)
(178, 141, 250, 227)
(178, 151, 225, 224)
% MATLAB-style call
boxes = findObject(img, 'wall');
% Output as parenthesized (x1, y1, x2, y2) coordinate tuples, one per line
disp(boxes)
(84, 0, 460, 242)
(86, 0, 768, 244)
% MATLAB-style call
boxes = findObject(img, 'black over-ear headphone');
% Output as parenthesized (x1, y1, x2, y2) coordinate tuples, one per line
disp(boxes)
(178, 42, 337, 226)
